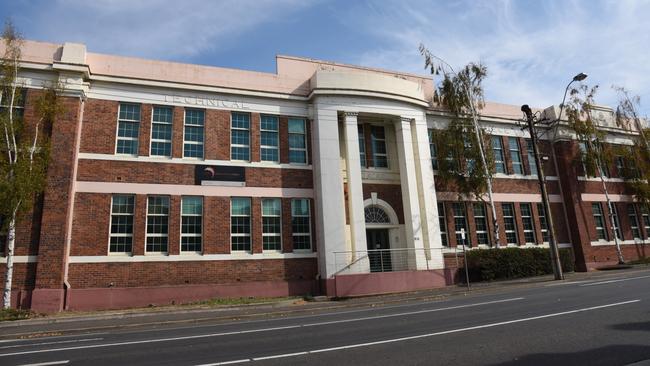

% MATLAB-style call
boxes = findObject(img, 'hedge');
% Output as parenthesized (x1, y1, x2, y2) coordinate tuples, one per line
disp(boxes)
(461, 247, 574, 282)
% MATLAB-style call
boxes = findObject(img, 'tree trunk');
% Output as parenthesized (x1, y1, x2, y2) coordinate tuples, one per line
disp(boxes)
(2, 214, 16, 309)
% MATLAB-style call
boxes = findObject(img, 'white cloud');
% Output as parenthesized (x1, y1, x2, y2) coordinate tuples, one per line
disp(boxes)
(352, 0, 650, 115)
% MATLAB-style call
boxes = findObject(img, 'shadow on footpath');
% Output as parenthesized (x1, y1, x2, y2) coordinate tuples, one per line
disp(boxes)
(487, 345, 650, 366)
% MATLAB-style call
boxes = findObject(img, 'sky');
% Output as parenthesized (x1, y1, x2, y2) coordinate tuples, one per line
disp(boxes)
(3, 0, 649, 115)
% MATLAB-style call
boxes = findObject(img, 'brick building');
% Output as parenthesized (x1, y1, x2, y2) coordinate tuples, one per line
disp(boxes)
(1, 41, 649, 312)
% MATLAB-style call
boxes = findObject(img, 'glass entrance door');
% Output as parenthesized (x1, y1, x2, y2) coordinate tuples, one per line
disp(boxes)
(366, 228, 391, 272)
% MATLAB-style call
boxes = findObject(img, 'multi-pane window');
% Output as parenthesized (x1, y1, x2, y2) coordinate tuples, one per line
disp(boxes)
(502, 203, 518, 245)
(508, 137, 523, 175)
(292, 199, 311, 250)
(473, 203, 489, 246)
(260, 115, 279, 163)
(492, 136, 506, 174)
(288, 118, 307, 164)
(151, 106, 173, 157)
(520, 203, 536, 244)
(452, 203, 470, 247)
(0, 215, 5, 254)
(525, 139, 538, 176)
(262, 198, 282, 251)
(592, 203, 608, 240)
(429, 128, 438, 170)
(641, 205, 650, 238)
(358, 124, 366, 167)
(181, 197, 202, 252)
(627, 205, 641, 240)
(0, 87, 26, 119)
(109, 195, 135, 253)
(116, 103, 140, 155)
(184, 109, 204, 158)
(231, 198, 251, 251)
(615, 156, 625, 177)
(438, 202, 448, 247)
(231, 112, 250, 161)
(371, 126, 388, 168)
(146, 196, 169, 253)
(537, 203, 550, 243)
(611, 204, 623, 240)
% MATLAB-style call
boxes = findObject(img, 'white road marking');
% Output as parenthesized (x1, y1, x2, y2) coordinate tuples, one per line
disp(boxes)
(0, 297, 523, 357)
(0, 338, 103, 350)
(580, 275, 650, 287)
(544, 280, 589, 286)
(17, 361, 69, 366)
(195, 299, 641, 365)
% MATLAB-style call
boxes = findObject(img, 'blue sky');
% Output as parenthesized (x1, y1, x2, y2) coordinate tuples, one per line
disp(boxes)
(3, 0, 649, 115)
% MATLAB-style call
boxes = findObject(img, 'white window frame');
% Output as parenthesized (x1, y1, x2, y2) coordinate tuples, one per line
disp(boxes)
(370, 125, 388, 169)
(473, 203, 489, 246)
(642, 205, 650, 239)
(611, 204, 623, 240)
(150, 105, 173, 158)
(627, 204, 641, 240)
(231, 197, 251, 252)
(288, 117, 308, 165)
(260, 115, 279, 163)
(291, 199, 311, 251)
(262, 198, 282, 252)
(520, 203, 537, 245)
(183, 108, 205, 159)
(492, 136, 507, 174)
(108, 194, 135, 254)
(537, 203, 550, 244)
(358, 124, 366, 168)
(145, 196, 170, 254)
(438, 202, 448, 247)
(231, 112, 251, 162)
(502, 203, 518, 245)
(181, 196, 203, 253)
(508, 137, 523, 175)
(115, 102, 140, 156)
(592, 203, 608, 241)
(525, 139, 538, 176)
(429, 128, 438, 170)
(452, 202, 470, 247)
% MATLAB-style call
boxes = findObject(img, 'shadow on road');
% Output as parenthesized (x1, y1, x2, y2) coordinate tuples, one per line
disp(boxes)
(487, 345, 650, 366)
(610, 321, 650, 332)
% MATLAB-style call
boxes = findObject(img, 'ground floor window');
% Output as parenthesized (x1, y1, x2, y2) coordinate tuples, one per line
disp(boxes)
(592, 203, 607, 241)
(611, 204, 623, 240)
(537, 203, 550, 243)
(502, 203, 518, 245)
(473, 203, 489, 245)
(520, 203, 536, 245)
(438, 202, 448, 247)
(628, 204, 641, 240)
(146, 196, 170, 253)
(231, 197, 251, 251)
(109, 195, 134, 253)
(452, 203, 470, 247)
(292, 199, 311, 250)
(262, 198, 282, 251)
(181, 196, 203, 252)
(642, 205, 650, 238)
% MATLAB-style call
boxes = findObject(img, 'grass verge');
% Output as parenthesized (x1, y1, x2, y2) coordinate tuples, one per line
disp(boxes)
(0, 308, 33, 321)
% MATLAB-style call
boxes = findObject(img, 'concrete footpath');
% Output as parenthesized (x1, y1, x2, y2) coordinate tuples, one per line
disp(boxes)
(1, 266, 648, 339)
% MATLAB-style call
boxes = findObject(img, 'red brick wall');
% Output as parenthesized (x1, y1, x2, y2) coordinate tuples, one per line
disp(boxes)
(362, 184, 405, 224)
(80, 99, 117, 154)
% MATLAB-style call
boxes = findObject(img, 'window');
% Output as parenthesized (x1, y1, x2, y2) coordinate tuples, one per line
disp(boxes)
(508, 137, 523, 175)
(365, 206, 391, 224)
(429, 128, 438, 170)
(473, 203, 489, 246)
(492, 136, 506, 174)
(146, 196, 169, 253)
(611, 204, 623, 240)
(537, 203, 550, 243)
(592, 203, 608, 241)
(452, 203, 470, 247)
(358, 124, 366, 167)
(184, 109, 204, 158)
(292, 199, 311, 250)
(262, 198, 282, 251)
(641, 205, 650, 238)
(231, 198, 251, 251)
(231, 112, 250, 161)
(0, 87, 26, 119)
(502, 203, 518, 245)
(525, 139, 538, 176)
(260, 115, 279, 163)
(520, 203, 536, 244)
(181, 197, 203, 252)
(151, 106, 173, 157)
(438, 202, 448, 247)
(371, 125, 388, 168)
(289, 118, 307, 164)
(109, 195, 134, 253)
(615, 156, 625, 177)
(116, 103, 140, 155)
(628, 205, 641, 240)
(0, 215, 7, 255)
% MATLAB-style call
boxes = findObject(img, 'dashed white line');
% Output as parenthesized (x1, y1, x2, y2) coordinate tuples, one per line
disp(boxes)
(580, 275, 650, 287)
(17, 361, 70, 366)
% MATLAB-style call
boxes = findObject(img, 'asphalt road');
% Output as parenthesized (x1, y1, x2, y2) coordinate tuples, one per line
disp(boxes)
(2, 270, 650, 366)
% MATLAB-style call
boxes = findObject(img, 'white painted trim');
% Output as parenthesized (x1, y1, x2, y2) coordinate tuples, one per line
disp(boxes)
(590, 239, 649, 246)
(68, 252, 317, 263)
(581, 194, 636, 203)
(435, 192, 563, 203)
(77, 153, 313, 170)
(0, 255, 38, 263)
(76, 181, 313, 198)
(577, 176, 625, 182)
(492, 173, 560, 181)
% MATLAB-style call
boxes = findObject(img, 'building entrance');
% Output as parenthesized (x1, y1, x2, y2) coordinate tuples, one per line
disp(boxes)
(366, 228, 391, 272)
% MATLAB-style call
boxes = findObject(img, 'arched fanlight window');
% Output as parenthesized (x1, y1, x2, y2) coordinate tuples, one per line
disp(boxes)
(364, 206, 391, 224)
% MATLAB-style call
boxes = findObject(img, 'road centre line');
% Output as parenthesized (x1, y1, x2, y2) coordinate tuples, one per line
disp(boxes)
(0, 297, 523, 357)
(196, 299, 641, 366)
(17, 361, 70, 366)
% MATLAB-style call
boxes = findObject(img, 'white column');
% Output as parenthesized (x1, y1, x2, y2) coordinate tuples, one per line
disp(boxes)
(394, 117, 427, 270)
(312, 105, 347, 279)
(343, 112, 367, 259)
(410, 114, 444, 269)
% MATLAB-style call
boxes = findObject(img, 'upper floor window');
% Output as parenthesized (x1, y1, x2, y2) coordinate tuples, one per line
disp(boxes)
(371, 125, 388, 168)
(184, 109, 204, 158)
(508, 137, 523, 175)
(429, 128, 438, 170)
(358, 124, 366, 168)
(260, 115, 279, 163)
(109, 195, 135, 253)
(231, 112, 250, 161)
(116, 103, 140, 155)
(492, 136, 506, 174)
(151, 106, 173, 157)
(0, 87, 26, 119)
(525, 139, 538, 176)
(289, 118, 307, 164)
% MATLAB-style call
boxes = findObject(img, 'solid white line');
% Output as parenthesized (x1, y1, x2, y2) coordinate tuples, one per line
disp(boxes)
(0, 297, 523, 357)
(196, 359, 251, 366)
(0, 338, 104, 350)
(580, 275, 650, 287)
(199, 299, 640, 365)
(17, 361, 69, 366)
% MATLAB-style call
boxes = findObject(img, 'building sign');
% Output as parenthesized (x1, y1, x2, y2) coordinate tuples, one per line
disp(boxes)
(195, 165, 246, 186)
(164, 94, 247, 109)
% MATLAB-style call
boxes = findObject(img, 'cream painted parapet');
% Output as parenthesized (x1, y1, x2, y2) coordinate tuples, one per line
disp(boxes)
(343, 112, 367, 258)
(410, 114, 444, 269)
(394, 117, 428, 270)
(312, 104, 347, 279)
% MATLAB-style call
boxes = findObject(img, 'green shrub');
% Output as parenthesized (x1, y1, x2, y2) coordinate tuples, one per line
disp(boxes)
(462, 247, 574, 282)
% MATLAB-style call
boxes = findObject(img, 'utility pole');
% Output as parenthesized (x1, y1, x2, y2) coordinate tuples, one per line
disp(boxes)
(521, 105, 564, 280)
